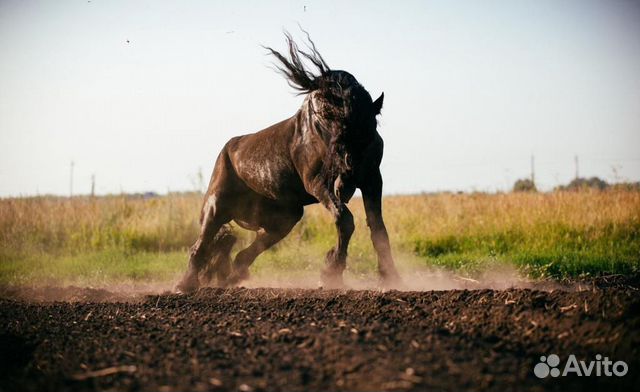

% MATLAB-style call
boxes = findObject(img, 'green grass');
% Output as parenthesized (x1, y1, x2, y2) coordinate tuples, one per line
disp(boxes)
(1, 190, 639, 286)
(0, 249, 186, 287)
(410, 222, 640, 278)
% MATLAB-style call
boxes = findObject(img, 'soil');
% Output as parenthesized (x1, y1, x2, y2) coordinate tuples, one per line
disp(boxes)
(1, 278, 638, 392)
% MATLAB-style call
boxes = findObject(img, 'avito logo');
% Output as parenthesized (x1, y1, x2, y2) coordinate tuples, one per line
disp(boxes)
(534, 354, 628, 378)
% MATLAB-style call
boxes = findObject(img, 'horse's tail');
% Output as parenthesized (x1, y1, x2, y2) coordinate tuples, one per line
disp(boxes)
(201, 224, 237, 286)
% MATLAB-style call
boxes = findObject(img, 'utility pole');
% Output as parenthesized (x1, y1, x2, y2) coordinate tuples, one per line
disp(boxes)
(91, 174, 95, 197)
(574, 155, 579, 180)
(69, 160, 75, 197)
(530, 155, 535, 184)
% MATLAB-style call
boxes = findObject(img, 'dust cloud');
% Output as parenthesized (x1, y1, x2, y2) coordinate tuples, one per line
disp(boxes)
(244, 261, 566, 292)
(1, 261, 573, 303)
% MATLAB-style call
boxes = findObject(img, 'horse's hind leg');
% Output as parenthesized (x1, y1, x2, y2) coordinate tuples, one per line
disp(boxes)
(175, 196, 230, 293)
(201, 226, 237, 286)
(223, 229, 286, 285)
(225, 206, 302, 286)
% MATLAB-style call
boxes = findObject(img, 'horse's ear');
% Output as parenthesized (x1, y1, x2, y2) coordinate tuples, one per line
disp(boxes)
(373, 92, 384, 115)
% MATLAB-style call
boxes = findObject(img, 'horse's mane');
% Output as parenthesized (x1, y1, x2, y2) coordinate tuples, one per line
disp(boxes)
(264, 31, 331, 94)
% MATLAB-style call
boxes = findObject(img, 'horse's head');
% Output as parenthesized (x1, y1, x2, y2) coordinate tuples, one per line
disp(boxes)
(265, 32, 384, 147)
(309, 70, 384, 144)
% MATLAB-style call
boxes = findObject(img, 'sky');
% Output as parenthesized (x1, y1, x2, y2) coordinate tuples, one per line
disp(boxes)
(1, 0, 639, 197)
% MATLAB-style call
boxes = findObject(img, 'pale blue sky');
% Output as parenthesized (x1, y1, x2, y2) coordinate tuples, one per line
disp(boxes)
(1, 0, 639, 196)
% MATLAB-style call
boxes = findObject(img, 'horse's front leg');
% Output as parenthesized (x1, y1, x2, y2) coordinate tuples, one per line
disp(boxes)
(317, 192, 355, 288)
(361, 170, 402, 287)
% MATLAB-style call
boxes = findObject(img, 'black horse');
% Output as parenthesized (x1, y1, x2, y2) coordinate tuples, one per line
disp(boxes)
(176, 32, 401, 292)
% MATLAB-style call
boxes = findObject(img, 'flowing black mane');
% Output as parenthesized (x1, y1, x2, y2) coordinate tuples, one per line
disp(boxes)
(264, 31, 335, 94)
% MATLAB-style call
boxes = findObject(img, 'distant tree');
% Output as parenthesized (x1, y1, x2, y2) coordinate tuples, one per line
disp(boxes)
(608, 181, 640, 192)
(513, 178, 537, 192)
(557, 177, 608, 191)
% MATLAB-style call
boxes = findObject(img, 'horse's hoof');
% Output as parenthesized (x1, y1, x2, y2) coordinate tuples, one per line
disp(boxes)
(225, 269, 250, 287)
(174, 285, 197, 294)
(174, 286, 195, 294)
(174, 276, 199, 294)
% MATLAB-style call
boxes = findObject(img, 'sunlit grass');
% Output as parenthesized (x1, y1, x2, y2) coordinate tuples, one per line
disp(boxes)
(0, 190, 638, 286)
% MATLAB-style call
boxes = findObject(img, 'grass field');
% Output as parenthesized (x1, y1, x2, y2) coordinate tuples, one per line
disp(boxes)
(1, 190, 639, 287)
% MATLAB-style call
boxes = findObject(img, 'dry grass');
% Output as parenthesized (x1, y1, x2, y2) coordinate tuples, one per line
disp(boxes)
(0, 194, 201, 253)
(1, 190, 638, 285)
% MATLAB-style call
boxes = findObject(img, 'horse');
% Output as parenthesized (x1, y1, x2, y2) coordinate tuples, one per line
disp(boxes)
(176, 32, 401, 292)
